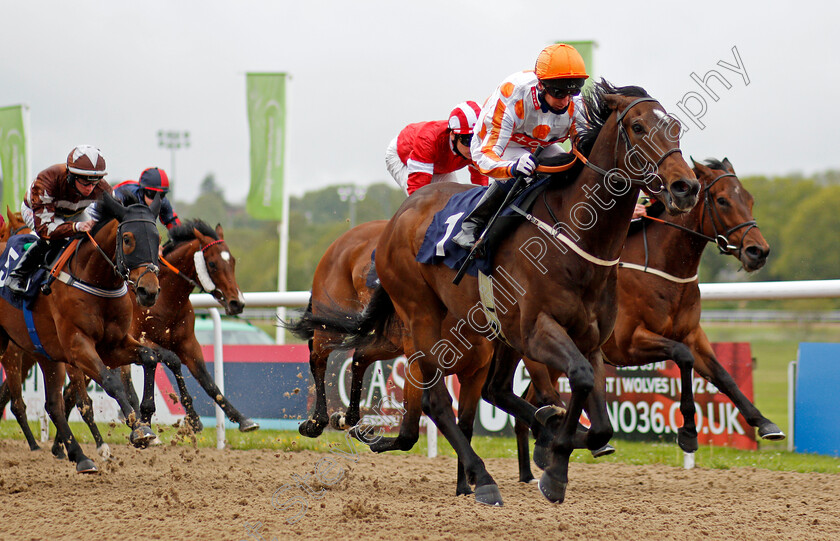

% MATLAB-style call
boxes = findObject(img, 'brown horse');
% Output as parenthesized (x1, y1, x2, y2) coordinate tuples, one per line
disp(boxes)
(514, 157, 779, 482)
(117, 219, 254, 432)
(288, 81, 700, 505)
(0, 194, 162, 472)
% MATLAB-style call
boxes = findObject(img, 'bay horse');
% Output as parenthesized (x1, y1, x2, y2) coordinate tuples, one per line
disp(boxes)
(287, 80, 700, 505)
(0, 193, 163, 473)
(514, 157, 780, 482)
(116, 219, 255, 432)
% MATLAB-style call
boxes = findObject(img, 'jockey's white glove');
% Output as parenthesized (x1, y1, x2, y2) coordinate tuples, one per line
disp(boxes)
(512, 154, 537, 177)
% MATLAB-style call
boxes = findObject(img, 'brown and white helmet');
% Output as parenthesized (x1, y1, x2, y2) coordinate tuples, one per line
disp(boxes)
(66, 145, 107, 177)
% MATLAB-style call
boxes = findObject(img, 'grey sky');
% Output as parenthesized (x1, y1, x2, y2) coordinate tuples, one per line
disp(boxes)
(2, 1, 838, 202)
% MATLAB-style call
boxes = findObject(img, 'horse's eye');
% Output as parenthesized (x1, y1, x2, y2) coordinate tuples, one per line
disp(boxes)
(208, 260, 217, 270)
(716, 197, 729, 206)
(632, 123, 644, 134)
(123, 236, 131, 245)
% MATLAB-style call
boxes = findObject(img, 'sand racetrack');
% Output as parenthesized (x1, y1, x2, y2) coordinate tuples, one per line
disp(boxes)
(0, 438, 838, 540)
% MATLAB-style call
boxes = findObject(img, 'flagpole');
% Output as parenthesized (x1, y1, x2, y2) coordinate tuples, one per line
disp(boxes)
(275, 75, 292, 345)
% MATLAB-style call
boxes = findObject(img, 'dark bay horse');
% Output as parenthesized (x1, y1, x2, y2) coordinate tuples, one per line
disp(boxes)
(288, 81, 700, 505)
(515, 157, 780, 482)
(0, 193, 162, 472)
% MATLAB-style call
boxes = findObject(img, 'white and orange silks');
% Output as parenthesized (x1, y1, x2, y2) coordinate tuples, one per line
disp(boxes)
(471, 70, 585, 182)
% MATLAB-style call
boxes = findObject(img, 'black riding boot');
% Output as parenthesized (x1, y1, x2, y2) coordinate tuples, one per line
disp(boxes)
(452, 182, 509, 248)
(6, 238, 50, 295)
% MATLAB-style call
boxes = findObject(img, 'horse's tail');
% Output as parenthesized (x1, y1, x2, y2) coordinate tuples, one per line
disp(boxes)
(282, 298, 315, 341)
(281, 285, 398, 350)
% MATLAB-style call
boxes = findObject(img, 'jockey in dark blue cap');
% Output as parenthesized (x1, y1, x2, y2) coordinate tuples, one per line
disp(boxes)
(113, 167, 181, 230)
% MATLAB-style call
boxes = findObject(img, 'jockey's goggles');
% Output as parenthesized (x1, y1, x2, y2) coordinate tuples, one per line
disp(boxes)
(72, 174, 103, 187)
(543, 85, 582, 99)
(456, 133, 473, 146)
(143, 188, 167, 200)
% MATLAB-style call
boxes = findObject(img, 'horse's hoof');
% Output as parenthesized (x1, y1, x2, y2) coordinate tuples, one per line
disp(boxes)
(519, 473, 535, 484)
(298, 420, 325, 438)
(538, 472, 567, 504)
(474, 484, 503, 506)
(329, 412, 347, 430)
(148, 437, 164, 447)
(130, 425, 156, 448)
(758, 422, 785, 441)
(28, 444, 41, 452)
(456, 485, 474, 496)
(52, 446, 67, 461)
(591, 443, 615, 458)
(677, 428, 699, 453)
(239, 419, 260, 433)
(533, 444, 550, 470)
(76, 459, 98, 474)
(187, 416, 204, 433)
(534, 405, 566, 425)
(97, 444, 112, 460)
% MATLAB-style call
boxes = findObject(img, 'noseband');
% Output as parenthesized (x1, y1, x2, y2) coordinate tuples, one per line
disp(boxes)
(701, 173, 759, 255)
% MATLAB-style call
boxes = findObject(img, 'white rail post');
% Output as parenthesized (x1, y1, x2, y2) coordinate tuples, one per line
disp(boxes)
(426, 416, 437, 458)
(788, 360, 797, 453)
(209, 307, 226, 450)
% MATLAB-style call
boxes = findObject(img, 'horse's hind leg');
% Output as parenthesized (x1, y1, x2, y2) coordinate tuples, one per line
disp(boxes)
(628, 327, 699, 453)
(299, 337, 330, 437)
(514, 384, 535, 483)
(42, 361, 96, 473)
(688, 327, 784, 440)
(1, 347, 41, 451)
(177, 339, 258, 432)
(332, 347, 378, 430)
(454, 364, 488, 496)
(67, 367, 110, 459)
(424, 370, 503, 506)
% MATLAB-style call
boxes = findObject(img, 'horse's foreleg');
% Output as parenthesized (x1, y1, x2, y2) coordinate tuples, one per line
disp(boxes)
(65, 367, 110, 459)
(137, 347, 159, 426)
(152, 347, 199, 431)
(580, 350, 613, 453)
(119, 365, 140, 412)
(688, 327, 784, 440)
(524, 315, 595, 504)
(628, 327, 698, 453)
(42, 362, 96, 473)
(177, 339, 258, 432)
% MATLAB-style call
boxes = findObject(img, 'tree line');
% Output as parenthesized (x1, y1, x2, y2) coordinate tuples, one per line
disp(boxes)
(176, 171, 840, 307)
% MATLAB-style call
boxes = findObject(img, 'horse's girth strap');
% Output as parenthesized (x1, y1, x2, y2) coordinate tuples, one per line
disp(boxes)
(49, 238, 81, 279)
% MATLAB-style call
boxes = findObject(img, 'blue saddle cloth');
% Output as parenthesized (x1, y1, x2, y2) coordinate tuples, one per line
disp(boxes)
(0, 234, 50, 310)
(416, 178, 550, 277)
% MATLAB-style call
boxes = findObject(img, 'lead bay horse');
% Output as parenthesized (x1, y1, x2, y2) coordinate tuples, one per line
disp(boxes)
(288, 80, 700, 505)
(0, 193, 163, 472)
(515, 157, 780, 482)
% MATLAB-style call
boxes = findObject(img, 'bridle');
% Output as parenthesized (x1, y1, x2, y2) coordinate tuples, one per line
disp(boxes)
(81, 217, 160, 291)
(571, 96, 683, 194)
(642, 172, 758, 256)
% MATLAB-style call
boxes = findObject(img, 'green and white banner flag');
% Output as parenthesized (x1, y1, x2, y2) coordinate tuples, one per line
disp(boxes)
(246, 73, 287, 221)
(0, 105, 28, 214)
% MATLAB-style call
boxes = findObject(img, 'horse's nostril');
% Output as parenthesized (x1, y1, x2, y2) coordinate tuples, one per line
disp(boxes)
(672, 180, 690, 196)
(745, 246, 767, 261)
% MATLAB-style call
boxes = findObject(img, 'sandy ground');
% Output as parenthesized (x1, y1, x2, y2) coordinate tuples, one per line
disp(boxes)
(0, 438, 838, 541)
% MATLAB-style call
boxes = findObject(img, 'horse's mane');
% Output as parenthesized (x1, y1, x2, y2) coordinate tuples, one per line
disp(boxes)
(548, 79, 651, 185)
(701, 158, 727, 171)
(576, 79, 651, 156)
(162, 219, 218, 256)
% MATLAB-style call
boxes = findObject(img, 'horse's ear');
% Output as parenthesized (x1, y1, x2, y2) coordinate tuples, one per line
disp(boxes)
(215, 224, 224, 240)
(100, 191, 126, 221)
(693, 159, 712, 176)
(690, 156, 699, 168)
(193, 227, 211, 246)
(721, 157, 736, 174)
(150, 192, 162, 217)
(603, 94, 623, 111)
(6, 207, 12, 222)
